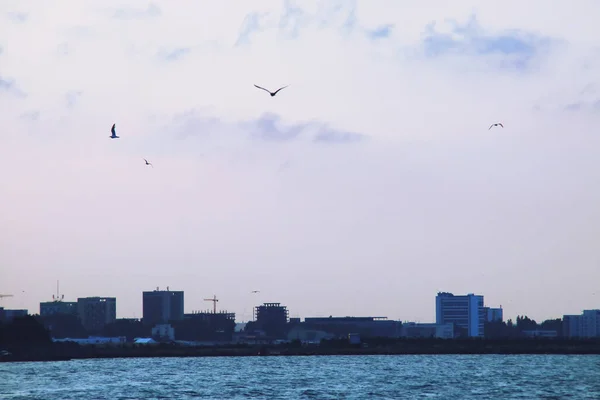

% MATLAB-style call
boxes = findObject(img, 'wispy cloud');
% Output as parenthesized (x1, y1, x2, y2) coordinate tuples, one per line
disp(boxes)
(113, 3, 160, 20)
(313, 127, 366, 144)
(65, 91, 83, 109)
(6, 11, 28, 23)
(247, 113, 307, 141)
(235, 12, 270, 46)
(245, 113, 366, 143)
(279, 0, 306, 39)
(20, 110, 40, 122)
(420, 15, 554, 70)
(0, 76, 26, 97)
(367, 24, 393, 40)
(157, 47, 190, 62)
(169, 111, 367, 144)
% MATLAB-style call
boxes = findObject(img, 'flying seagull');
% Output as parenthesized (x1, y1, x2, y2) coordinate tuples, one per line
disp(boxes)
(110, 123, 119, 139)
(143, 159, 153, 168)
(254, 84, 289, 97)
(489, 123, 504, 130)
(251, 290, 260, 294)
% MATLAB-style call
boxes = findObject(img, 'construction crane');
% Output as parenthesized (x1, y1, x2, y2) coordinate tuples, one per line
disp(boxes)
(0, 294, 14, 305)
(204, 295, 218, 314)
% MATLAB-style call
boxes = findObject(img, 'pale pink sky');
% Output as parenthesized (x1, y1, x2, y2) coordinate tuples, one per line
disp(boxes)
(1, 1, 599, 323)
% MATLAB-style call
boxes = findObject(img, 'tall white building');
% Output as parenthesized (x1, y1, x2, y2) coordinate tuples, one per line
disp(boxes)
(436, 292, 485, 337)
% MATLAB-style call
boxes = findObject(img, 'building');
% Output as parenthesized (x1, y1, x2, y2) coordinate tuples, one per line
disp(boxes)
(562, 314, 582, 338)
(0, 308, 28, 323)
(303, 316, 400, 338)
(77, 297, 116, 333)
(400, 322, 454, 339)
(142, 288, 184, 326)
(40, 300, 78, 317)
(484, 307, 503, 322)
(522, 330, 558, 338)
(254, 303, 289, 338)
(581, 310, 600, 337)
(563, 310, 600, 338)
(436, 292, 485, 337)
(151, 324, 175, 341)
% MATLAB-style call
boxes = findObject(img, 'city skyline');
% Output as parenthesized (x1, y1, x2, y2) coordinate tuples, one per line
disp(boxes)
(0, 284, 589, 325)
(2, 1, 600, 323)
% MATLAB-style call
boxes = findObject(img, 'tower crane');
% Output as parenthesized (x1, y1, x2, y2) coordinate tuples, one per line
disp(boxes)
(204, 295, 218, 314)
(0, 294, 14, 305)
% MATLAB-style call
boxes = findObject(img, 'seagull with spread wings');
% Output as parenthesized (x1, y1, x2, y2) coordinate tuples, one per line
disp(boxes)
(144, 159, 153, 168)
(254, 84, 289, 97)
(489, 123, 504, 130)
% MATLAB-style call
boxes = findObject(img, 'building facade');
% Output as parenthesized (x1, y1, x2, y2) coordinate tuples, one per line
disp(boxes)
(563, 310, 600, 338)
(400, 322, 455, 339)
(254, 303, 289, 338)
(142, 288, 184, 326)
(77, 297, 116, 333)
(484, 307, 503, 322)
(40, 301, 78, 317)
(436, 292, 485, 337)
(0, 308, 28, 323)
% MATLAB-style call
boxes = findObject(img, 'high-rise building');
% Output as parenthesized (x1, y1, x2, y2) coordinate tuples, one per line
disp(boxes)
(77, 297, 116, 333)
(254, 303, 289, 338)
(142, 288, 184, 326)
(436, 292, 485, 337)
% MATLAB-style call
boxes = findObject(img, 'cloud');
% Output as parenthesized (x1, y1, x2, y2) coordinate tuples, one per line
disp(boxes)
(6, 11, 28, 23)
(313, 127, 365, 144)
(2, 1, 600, 323)
(112, 3, 160, 19)
(0, 76, 26, 97)
(65, 91, 83, 108)
(20, 110, 40, 121)
(157, 47, 190, 62)
(420, 15, 555, 71)
(367, 24, 393, 40)
(169, 110, 367, 144)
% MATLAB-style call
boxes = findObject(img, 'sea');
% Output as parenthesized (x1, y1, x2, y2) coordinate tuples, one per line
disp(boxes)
(1, 355, 599, 399)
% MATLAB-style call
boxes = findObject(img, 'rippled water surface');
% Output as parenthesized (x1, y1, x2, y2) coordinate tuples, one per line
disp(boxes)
(2, 355, 600, 399)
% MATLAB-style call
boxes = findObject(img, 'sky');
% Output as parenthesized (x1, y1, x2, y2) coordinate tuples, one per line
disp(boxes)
(1, 1, 600, 323)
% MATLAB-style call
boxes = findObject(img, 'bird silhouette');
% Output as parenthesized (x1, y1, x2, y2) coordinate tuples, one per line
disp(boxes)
(251, 290, 260, 293)
(254, 84, 289, 97)
(110, 123, 119, 138)
(144, 159, 153, 168)
(489, 123, 504, 130)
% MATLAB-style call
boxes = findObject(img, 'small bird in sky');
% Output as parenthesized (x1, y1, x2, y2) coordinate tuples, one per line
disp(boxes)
(251, 290, 260, 294)
(254, 84, 289, 97)
(489, 123, 504, 130)
(143, 159, 153, 167)
(110, 123, 119, 138)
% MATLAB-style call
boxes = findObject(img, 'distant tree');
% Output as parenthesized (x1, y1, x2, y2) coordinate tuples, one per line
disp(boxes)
(540, 319, 563, 334)
(484, 320, 519, 339)
(38, 314, 87, 339)
(0, 316, 51, 345)
(516, 316, 538, 332)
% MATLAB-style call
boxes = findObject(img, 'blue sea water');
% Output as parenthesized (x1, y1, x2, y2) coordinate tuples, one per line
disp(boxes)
(1, 355, 599, 399)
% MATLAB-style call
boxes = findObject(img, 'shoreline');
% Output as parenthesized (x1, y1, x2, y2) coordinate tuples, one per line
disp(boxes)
(3, 339, 600, 362)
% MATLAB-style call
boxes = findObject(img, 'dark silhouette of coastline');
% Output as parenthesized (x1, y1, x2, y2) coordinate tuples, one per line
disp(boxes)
(2, 316, 600, 362)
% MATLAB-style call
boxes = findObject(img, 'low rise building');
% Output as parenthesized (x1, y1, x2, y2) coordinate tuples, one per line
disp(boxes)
(400, 322, 454, 339)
